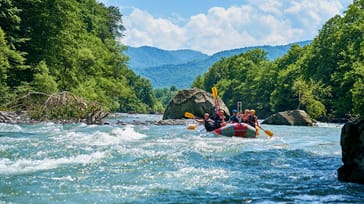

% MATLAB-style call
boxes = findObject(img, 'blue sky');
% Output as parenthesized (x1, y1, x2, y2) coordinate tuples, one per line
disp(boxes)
(99, 0, 353, 55)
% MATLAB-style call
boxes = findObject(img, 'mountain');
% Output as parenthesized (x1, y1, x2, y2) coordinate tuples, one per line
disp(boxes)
(125, 41, 312, 89)
(125, 46, 209, 71)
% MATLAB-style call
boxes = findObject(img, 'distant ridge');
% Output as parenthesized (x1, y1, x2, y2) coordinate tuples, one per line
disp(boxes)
(125, 46, 209, 71)
(125, 40, 312, 89)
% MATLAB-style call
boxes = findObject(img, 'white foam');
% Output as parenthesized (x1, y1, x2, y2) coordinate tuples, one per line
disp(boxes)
(0, 144, 11, 151)
(111, 125, 147, 141)
(0, 123, 22, 132)
(170, 167, 230, 189)
(314, 122, 344, 128)
(63, 125, 147, 146)
(0, 151, 106, 175)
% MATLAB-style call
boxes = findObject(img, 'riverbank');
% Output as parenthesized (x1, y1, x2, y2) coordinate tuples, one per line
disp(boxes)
(0, 111, 190, 126)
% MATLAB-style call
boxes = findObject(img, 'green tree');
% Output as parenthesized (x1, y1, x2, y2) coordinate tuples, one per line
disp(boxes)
(270, 44, 306, 113)
(193, 49, 273, 117)
(9, 0, 157, 113)
(298, 0, 364, 118)
(31, 61, 58, 93)
(0, 27, 28, 105)
(0, 0, 23, 48)
(292, 78, 330, 118)
(154, 86, 179, 109)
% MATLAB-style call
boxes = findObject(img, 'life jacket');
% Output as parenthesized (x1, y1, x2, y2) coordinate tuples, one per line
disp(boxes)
(247, 115, 256, 127)
(204, 119, 216, 131)
(241, 113, 249, 122)
(229, 115, 239, 123)
(213, 114, 224, 129)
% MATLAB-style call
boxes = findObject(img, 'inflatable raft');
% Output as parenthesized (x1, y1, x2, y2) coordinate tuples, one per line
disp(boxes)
(213, 123, 257, 138)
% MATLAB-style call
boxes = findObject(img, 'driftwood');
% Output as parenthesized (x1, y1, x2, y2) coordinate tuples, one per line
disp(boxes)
(0, 111, 16, 123)
(6, 91, 49, 110)
(3, 91, 108, 124)
(86, 106, 109, 125)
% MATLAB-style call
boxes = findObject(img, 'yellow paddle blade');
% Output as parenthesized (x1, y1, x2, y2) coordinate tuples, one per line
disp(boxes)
(187, 124, 198, 130)
(184, 112, 195, 119)
(211, 86, 217, 99)
(256, 126, 261, 136)
(264, 129, 273, 137)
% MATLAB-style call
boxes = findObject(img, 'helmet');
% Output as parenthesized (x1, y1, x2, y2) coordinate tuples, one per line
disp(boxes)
(250, 109, 255, 115)
(232, 109, 237, 113)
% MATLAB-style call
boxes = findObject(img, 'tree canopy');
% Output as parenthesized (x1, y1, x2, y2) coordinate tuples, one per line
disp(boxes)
(0, 0, 157, 113)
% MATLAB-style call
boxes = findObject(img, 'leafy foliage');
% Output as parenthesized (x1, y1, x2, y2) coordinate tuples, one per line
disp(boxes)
(194, 49, 274, 117)
(154, 86, 179, 110)
(0, 0, 157, 114)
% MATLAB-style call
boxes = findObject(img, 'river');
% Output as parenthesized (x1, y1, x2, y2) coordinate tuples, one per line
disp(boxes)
(0, 113, 363, 203)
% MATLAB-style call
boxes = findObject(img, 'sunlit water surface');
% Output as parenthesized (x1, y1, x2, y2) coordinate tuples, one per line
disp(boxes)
(1, 114, 363, 203)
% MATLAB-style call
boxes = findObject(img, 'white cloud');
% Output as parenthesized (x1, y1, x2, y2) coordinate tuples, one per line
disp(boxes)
(120, 0, 351, 55)
(122, 9, 186, 50)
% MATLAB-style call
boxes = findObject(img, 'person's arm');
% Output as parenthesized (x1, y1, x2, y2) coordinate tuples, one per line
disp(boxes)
(195, 118, 204, 124)
(255, 116, 261, 128)
(227, 116, 233, 123)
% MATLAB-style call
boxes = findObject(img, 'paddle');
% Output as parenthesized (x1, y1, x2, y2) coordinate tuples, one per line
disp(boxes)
(184, 112, 199, 130)
(212, 86, 218, 99)
(211, 86, 220, 111)
(260, 126, 273, 137)
(255, 126, 261, 136)
(187, 124, 198, 130)
(184, 112, 195, 119)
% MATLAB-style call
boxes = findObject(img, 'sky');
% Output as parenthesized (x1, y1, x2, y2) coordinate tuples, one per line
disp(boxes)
(98, 0, 353, 55)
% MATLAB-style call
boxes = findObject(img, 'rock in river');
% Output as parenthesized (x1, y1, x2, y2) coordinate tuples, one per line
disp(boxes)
(261, 109, 313, 126)
(163, 88, 229, 120)
(338, 119, 364, 184)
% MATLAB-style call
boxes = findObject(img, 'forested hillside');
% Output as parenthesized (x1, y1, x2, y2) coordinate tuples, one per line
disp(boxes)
(125, 46, 209, 71)
(126, 41, 311, 88)
(193, 0, 363, 121)
(0, 0, 158, 113)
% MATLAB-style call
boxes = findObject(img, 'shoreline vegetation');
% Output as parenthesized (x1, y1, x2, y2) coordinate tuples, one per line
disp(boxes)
(0, 91, 185, 125)
(0, 91, 108, 125)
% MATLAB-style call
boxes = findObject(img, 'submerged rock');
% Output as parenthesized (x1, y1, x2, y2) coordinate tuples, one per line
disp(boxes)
(261, 110, 313, 126)
(163, 88, 229, 120)
(338, 119, 364, 184)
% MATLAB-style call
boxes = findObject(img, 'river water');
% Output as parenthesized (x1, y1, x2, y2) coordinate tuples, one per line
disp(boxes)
(1, 113, 363, 203)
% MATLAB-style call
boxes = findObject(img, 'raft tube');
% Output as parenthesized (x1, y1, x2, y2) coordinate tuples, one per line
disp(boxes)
(213, 123, 256, 138)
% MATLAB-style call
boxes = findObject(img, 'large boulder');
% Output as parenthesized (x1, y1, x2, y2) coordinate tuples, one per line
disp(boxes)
(163, 88, 230, 120)
(338, 119, 364, 184)
(261, 110, 313, 126)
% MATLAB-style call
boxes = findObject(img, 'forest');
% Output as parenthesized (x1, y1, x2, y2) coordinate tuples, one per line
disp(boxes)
(0, 0, 161, 115)
(192, 0, 363, 120)
(0, 0, 362, 121)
